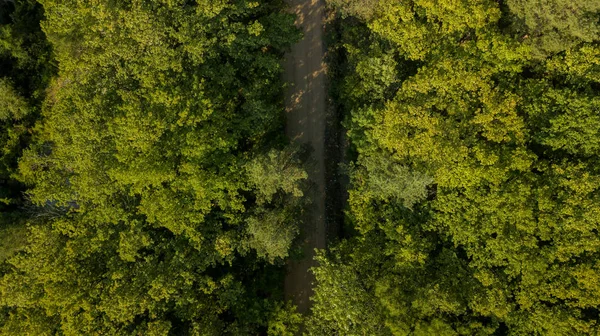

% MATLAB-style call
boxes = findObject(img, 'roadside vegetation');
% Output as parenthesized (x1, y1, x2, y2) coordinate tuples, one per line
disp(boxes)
(308, 0, 600, 335)
(0, 0, 305, 334)
(2, 0, 600, 335)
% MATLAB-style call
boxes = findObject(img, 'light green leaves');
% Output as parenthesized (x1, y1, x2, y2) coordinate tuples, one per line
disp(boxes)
(245, 147, 308, 205)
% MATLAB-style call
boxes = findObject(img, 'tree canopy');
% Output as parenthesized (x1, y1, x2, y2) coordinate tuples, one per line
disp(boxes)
(310, 0, 600, 334)
(2, 0, 600, 334)
(0, 0, 305, 334)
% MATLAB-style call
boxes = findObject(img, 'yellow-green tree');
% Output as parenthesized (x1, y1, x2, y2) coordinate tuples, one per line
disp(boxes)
(311, 0, 600, 334)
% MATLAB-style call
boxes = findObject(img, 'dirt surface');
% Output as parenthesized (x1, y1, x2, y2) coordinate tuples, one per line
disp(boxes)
(283, 0, 327, 315)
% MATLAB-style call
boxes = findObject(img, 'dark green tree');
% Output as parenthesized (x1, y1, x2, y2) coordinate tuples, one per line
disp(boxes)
(1, 0, 304, 334)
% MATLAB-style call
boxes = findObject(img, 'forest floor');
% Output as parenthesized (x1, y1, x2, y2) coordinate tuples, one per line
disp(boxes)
(283, 0, 327, 315)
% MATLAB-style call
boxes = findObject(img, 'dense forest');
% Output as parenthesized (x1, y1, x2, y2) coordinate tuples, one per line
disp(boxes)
(2, 0, 600, 335)
(1, 0, 306, 334)
(308, 0, 600, 335)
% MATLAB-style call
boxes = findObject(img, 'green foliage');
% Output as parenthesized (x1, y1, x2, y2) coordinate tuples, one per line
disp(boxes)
(244, 147, 308, 262)
(353, 153, 433, 208)
(0, 78, 29, 185)
(506, 0, 600, 57)
(522, 83, 600, 156)
(326, 0, 381, 19)
(0, 0, 305, 333)
(246, 147, 308, 205)
(243, 147, 308, 262)
(0, 221, 28, 263)
(0, 0, 54, 213)
(0, 0, 54, 100)
(307, 249, 390, 336)
(313, 0, 600, 335)
(0, 79, 28, 121)
(267, 301, 303, 336)
(246, 207, 300, 263)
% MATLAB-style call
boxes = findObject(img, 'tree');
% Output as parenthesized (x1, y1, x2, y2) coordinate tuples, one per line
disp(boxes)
(267, 301, 303, 336)
(1, 0, 304, 333)
(0, 0, 54, 215)
(245, 147, 308, 205)
(243, 147, 308, 262)
(0, 79, 29, 199)
(326, 0, 382, 19)
(246, 208, 300, 263)
(307, 248, 391, 336)
(311, 0, 600, 334)
(352, 153, 433, 209)
(505, 0, 600, 57)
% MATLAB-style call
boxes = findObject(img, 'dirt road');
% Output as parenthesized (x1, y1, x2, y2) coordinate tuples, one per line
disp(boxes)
(283, 0, 327, 315)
